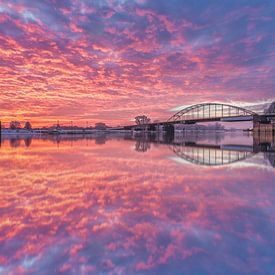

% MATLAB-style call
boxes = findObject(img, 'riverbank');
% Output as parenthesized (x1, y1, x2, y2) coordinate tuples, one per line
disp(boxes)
(0, 129, 129, 136)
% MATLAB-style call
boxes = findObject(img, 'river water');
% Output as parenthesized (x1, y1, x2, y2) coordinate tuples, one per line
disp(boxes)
(0, 132, 274, 274)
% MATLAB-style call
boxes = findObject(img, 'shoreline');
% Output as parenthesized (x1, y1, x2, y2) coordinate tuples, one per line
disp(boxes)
(0, 129, 130, 136)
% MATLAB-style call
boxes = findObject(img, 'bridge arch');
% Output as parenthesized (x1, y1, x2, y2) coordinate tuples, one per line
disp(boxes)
(167, 103, 257, 122)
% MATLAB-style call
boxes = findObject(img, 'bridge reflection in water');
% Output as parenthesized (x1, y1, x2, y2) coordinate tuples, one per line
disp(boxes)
(133, 132, 275, 168)
(171, 143, 254, 166)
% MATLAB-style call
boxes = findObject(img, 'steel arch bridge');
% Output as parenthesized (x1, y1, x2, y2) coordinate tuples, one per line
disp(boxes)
(167, 103, 257, 123)
(171, 144, 255, 167)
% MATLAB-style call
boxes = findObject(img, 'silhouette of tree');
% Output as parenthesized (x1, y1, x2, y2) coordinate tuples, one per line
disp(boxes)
(135, 115, 151, 125)
(10, 121, 21, 129)
(95, 123, 107, 130)
(24, 121, 32, 130)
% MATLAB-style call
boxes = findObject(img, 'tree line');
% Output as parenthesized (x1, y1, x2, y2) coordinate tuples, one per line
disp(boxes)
(8, 121, 32, 130)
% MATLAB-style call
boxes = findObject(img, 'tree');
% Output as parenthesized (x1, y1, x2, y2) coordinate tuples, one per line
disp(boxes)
(135, 115, 151, 125)
(95, 122, 107, 130)
(24, 121, 32, 130)
(10, 121, 21, 130)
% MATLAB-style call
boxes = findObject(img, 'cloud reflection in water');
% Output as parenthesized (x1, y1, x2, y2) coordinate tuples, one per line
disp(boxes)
(0, 134, 274, 274)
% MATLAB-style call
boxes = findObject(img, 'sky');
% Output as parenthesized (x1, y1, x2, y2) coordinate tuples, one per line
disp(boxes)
(0, 0, 274, 127)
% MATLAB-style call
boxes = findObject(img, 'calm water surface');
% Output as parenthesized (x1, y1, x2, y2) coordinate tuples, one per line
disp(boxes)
(0, 133, 274, 274)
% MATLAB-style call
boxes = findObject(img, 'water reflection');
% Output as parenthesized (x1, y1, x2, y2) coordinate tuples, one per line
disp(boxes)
(0, 132, 275, 274)
(131, 131, 275, 168)
(135, 139, 151, 152)
(170, 144, 254, 166)
(1, 132, 275, 168)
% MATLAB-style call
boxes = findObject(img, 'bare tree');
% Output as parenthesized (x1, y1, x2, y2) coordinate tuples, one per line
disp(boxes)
(135, 115, 151, 125)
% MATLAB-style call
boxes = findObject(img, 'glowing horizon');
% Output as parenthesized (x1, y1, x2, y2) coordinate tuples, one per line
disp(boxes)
(0, 1, 274, 127)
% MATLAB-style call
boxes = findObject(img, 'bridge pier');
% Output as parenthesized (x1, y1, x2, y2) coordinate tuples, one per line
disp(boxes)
(164, 124, 174, 136)
(253, 117, 275, 136)
(155, 124, 164, 132)
(148, 124, 156, 131)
